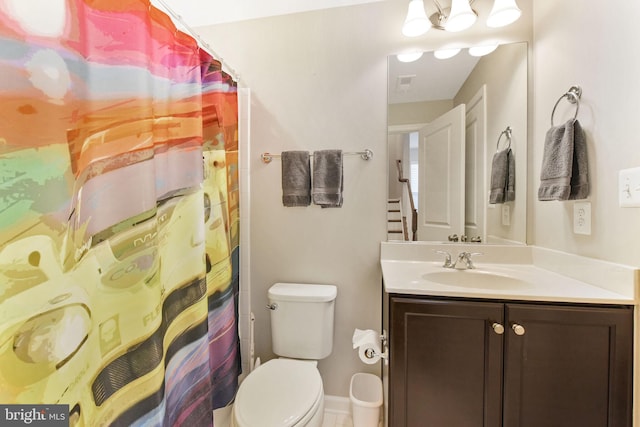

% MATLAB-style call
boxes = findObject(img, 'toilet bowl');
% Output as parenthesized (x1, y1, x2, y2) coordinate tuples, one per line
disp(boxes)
(232, 359, 324, 427)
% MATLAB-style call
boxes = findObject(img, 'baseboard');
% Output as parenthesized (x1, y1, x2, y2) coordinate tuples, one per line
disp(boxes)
(324, 395, 351, 414)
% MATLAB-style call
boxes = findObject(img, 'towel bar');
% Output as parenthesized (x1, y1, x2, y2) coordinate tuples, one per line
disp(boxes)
(551, 85, 582, 126)
(261, 149, 373, 164)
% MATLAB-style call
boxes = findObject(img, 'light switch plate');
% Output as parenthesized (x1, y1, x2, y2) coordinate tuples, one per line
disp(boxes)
(573, 202, 591, 235)
(619, 167, 640, 207)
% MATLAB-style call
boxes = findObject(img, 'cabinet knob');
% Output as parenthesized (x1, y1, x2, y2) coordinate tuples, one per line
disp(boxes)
(512, 323, 526, 336)
(491, 323, 505, 335)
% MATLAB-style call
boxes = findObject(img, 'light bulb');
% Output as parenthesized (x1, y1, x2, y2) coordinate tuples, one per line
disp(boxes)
(397, 51, 424, 63)
(486, 0, 521, 28)
(468, 44, 499, 57)
(445, 0, 477, 32)
(402, 0, 431, 37)
(434, 48, 461, 59)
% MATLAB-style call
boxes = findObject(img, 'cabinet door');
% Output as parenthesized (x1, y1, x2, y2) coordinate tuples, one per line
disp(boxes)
(503, 303, 634, 427)
(390, 297, 504, 427)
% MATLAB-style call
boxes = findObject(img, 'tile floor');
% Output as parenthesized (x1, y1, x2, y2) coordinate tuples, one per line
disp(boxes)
(321, 409, 353, 427)
(214, 403, 384, 427)
(214, 407, 357, 427)
(213, 407, 354, 427)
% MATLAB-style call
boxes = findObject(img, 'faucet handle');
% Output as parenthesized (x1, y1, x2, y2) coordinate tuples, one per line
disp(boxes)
(461, 252, 483, 268)
(447, 234, 459, 242)
(434, 250, 453, 268)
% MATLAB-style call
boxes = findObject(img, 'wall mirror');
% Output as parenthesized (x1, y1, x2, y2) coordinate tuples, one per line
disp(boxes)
(387, 41, 527, 245)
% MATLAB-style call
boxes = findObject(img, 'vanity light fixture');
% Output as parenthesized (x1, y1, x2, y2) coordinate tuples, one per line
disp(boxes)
(402, 0, 521, 37)
(486, 0, 521, 28)
(444, 0, 477, 32)
(397, 51, 425, 63)
(434, 47, 461, 59)
(402, 0, 431, 37)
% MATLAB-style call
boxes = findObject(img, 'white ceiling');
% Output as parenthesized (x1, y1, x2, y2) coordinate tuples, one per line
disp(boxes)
(156, 0, 384, 27)
(388, 50, 480, 104)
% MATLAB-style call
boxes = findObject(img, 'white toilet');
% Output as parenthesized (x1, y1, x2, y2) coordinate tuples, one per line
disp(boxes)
(232, 283, 337, 427)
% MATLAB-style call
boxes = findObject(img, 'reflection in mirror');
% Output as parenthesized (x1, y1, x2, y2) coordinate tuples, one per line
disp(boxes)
(387, 42, 527, 245)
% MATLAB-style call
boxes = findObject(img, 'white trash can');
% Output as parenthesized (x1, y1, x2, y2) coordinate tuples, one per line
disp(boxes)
(350, 373, 383, 427)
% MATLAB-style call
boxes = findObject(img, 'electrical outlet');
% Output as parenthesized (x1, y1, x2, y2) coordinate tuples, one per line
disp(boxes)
(573, 202, 591, 235)
(501, 204, 510, 226)
(619, 167, 640, 207)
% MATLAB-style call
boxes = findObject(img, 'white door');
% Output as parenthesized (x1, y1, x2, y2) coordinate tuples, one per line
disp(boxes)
(417, 104, 465, 241)
(464, 86, 486, 241)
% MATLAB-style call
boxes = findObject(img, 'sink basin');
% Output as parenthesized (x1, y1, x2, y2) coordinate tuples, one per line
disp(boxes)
(422, 269, 532, 289)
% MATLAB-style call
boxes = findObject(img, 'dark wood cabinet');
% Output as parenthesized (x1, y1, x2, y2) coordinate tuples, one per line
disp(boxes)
(387, 295, 634, 427)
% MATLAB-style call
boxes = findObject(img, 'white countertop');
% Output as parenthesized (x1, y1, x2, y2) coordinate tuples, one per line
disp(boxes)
(382, 259, 634, 304)
(381, 242, 638, 305)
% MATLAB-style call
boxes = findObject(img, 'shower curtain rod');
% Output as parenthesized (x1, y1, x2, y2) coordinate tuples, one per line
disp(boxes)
(152, 0, 240, 82)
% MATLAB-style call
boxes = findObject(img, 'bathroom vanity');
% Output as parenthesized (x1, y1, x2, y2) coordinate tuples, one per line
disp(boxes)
(380, 242, 638, 427)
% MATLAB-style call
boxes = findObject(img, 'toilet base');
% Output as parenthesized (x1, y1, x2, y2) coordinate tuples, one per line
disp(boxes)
(231, 394, 324, 427)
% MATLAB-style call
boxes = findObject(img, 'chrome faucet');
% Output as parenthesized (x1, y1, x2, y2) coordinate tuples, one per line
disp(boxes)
(436, 250, 483, 269)
(435, 250, 454, 268)
(454, 251, 482, 269)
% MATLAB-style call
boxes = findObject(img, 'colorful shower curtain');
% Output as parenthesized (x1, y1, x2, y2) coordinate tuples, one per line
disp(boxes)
(0, 1, 241, 425)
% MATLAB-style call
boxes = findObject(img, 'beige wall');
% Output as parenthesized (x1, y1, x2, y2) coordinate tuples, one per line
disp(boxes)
(454, 42, 528, 244)
(198, 4, 393, 396)
(196, 0, 640, 399)
(388, 99, 453, 126)
(530, 0, 640, 266)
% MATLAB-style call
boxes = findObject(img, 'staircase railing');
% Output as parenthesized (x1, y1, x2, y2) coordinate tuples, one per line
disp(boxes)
(396, 160, 417, 241)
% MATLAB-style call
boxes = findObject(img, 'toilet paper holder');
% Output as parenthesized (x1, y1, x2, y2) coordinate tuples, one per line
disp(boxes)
(363, 347, 388, 361)
(352, 329, 388, 364)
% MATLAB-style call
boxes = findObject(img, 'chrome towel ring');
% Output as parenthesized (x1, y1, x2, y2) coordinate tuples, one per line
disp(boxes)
(551, 85, 582, 126)
(496, 126, 512, 151)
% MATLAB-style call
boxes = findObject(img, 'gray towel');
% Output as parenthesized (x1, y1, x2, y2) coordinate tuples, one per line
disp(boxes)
(538, 118, 589, 201)
(489, 148, 515, 204)
(281, 151, 311, 207)
(312, 150, 343, 208)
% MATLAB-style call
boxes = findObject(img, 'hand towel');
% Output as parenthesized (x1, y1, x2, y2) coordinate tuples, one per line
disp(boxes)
(568, 120, 589, 200)
(538, 118, 589, 201)
(505, 149, 515, 202)
(281, 151, 311, 207)
(312, 149, 343, 208)
(489, 148, 515, 204)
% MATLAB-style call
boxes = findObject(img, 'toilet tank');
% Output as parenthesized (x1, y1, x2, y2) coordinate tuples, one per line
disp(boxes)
(268, 283, 337, 360)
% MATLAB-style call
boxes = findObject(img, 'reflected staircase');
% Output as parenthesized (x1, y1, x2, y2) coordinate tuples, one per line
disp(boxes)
(387, 199, 407, 241)
(393, 160, 417, 241)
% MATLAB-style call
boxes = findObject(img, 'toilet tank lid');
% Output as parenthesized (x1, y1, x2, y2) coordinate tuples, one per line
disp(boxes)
(269, 283, 337, 302)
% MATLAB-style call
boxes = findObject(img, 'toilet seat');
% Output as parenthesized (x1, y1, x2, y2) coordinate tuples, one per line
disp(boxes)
(234, 359, 323, 427)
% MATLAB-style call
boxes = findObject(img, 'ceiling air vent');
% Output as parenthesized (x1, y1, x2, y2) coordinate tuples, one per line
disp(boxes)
(396, 74, 416, 92)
